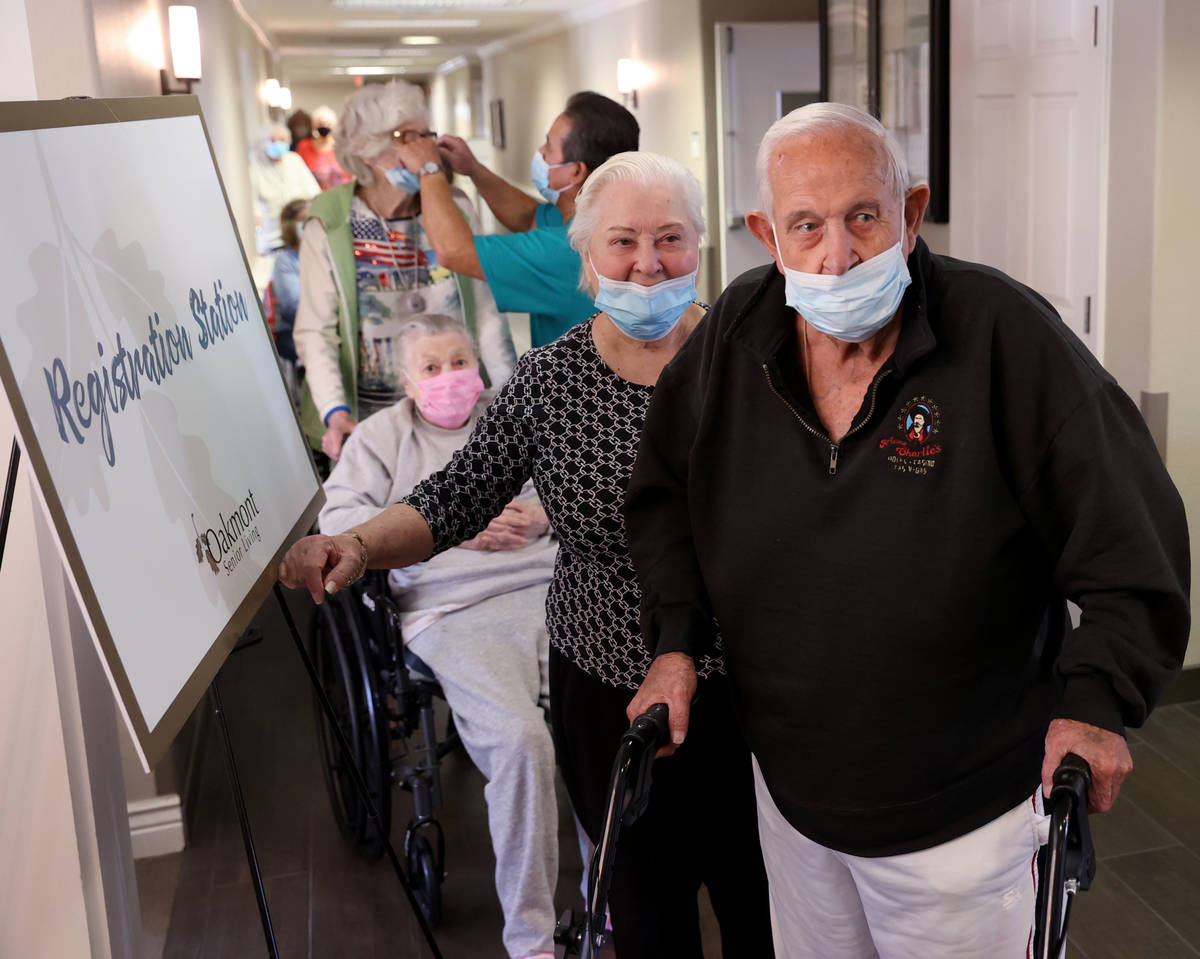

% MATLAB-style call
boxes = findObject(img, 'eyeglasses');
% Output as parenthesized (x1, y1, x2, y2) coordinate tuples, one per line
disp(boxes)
(391, 128, 437, 144)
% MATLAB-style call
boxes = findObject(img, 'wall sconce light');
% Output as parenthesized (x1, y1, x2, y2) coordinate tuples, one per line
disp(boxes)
(260, 78, 293, 111)
(617, 58, 650, 110)
(160, 5, 202, 95)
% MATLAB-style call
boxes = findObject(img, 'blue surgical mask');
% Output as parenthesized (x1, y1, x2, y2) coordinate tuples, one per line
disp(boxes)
(385, 164, 421, 194)
(530, 149, 572, 204)
(772, 226, 911, 343)
(590, 255, 698, 342)
(265, 141, 288, 160)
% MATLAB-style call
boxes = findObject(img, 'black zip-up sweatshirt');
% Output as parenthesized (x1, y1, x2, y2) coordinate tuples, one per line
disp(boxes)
(625, 238, 1190, 857)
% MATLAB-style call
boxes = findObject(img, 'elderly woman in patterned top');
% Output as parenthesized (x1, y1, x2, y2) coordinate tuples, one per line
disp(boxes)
(279, 152, 773, 958)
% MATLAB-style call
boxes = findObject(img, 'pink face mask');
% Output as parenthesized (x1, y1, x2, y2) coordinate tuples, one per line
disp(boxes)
(414, 367, 484, 429)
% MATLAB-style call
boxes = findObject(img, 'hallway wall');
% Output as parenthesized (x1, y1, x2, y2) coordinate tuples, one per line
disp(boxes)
(473, 0, 712, 287)
(1149, 0, 1200, 668)
(289, 79, 359, 117)
(189, 0, 272, 263)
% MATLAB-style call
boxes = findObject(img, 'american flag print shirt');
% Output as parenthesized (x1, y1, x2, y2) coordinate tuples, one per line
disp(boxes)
(349, 196, 468, 416)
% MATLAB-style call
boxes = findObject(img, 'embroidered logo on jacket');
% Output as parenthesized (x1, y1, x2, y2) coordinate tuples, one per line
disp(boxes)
(879, 396, 944, 475)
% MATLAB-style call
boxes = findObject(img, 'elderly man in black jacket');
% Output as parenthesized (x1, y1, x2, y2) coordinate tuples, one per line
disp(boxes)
(625, 102, 1189, 957)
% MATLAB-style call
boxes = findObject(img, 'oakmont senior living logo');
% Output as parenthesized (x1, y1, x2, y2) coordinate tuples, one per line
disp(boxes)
(191, 489, 263, 577)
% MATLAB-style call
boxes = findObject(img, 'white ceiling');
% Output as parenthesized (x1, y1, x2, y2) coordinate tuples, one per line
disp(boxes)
(237, 0, 590, 84)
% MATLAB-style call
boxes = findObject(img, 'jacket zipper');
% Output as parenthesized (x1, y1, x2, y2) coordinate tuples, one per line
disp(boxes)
(762, 363, 894, 476)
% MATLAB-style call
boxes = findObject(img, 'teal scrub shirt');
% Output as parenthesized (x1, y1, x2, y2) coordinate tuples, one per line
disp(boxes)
(474, 203, 598, 347)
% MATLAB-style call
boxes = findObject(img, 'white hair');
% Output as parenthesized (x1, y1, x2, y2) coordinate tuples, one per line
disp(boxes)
(336, 80, 428, 187)
(567, 151, 706, 291)
(311, 105, 337, 129)
(395, 314, 478, 375)
(756, 102, 910, 220)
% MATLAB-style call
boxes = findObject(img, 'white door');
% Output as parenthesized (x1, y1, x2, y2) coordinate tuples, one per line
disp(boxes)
(716, 21, 821, 288)
(949, 0, 1107, 356)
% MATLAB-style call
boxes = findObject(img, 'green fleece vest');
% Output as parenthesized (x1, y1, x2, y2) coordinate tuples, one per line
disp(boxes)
(298, 181, 478, 449)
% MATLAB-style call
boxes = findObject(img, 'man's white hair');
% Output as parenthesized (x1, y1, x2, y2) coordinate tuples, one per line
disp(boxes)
(756, 102, 910, 221)
(336, 80, 428, 187)
(567, 151, 706, 292)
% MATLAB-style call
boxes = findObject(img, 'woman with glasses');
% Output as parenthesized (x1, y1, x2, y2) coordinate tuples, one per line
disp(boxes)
(293, 80, 516, 464)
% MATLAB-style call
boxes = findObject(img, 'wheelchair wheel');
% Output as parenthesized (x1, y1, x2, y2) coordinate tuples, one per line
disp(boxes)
(310, 594, 392, 861)
(406, 831, 442, 928)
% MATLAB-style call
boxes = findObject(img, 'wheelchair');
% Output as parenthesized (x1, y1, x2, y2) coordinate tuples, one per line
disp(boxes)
(309, 567, 460, 926)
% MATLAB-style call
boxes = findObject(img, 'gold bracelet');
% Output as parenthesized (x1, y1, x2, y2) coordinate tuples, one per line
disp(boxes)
(345, 530, 369, 585)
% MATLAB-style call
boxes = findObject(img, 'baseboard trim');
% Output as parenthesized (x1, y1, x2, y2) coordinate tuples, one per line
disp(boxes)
(128, 794, 185, 860)
(1160, 665, 1200, 706)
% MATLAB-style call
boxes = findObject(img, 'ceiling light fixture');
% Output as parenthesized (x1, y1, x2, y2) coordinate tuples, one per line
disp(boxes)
(400, 35, 442, 44)
(333, 0, 520, 8)
(278, 45, 423, 58)
(335, 18, 480, 28)
(332, 65, 411, 75)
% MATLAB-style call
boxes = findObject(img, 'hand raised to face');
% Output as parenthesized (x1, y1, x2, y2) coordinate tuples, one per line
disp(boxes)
(394, 135, 443, 173)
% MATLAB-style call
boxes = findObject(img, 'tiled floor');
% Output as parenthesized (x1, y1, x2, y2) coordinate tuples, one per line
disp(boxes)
(1068, 702, 1200, 958)
(138, 588, 1200, 958)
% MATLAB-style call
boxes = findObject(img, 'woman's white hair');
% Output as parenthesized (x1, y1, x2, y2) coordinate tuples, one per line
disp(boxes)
(567, 151, 706, 292)
(311, 104, 338, 129)
(395, 314, 478, 375)
(756, 102, 910, 220)
(336, 80, 428, 187)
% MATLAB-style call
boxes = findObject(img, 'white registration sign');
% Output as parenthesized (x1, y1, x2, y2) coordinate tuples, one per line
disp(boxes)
(0, 97, 323, 767)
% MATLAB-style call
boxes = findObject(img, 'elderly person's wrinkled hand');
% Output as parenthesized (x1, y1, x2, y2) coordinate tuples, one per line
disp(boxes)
(1042, 717, 1134, 814)
(435, 134, 479, 176)
(396, 135, 443, 174)
(489, 500, 549, 540)
(626, 652, 697, 758)
(460, 500, 549, 552)
(321, 410, 356, 461)
(278, 533, 364, 604)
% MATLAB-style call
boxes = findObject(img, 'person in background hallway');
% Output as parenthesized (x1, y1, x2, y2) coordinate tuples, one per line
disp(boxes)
(267, 198, 308, 403)
(292, 79, 515, 463)
(278, 152, 775, 959)
(249, 124, 319, 256)
(625, 102, 1190, 957)
(392, 91, 637, 347)
(296, 104, 352, 191)
(320, 314, 559, 959)
(286, 108, 312, 150)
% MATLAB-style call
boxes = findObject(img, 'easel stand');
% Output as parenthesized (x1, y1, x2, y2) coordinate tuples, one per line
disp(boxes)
(0, 438, 19, 571)
(0, 438, 441, 958)
(208, 675, 279, 957)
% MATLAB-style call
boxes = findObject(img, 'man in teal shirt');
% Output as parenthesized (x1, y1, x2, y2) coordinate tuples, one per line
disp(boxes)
(395, 92, 639, 347)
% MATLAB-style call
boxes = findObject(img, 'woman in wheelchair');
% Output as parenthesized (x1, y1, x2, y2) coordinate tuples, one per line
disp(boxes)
(318, 313, 560, 959)
(281, 152, 773, 958)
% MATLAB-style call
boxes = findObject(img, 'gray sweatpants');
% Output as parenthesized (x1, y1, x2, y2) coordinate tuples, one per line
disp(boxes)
(405, 582, 556, 959)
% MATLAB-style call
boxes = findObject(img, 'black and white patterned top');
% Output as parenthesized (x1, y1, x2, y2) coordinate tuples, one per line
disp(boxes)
(402, 318, 724, 689)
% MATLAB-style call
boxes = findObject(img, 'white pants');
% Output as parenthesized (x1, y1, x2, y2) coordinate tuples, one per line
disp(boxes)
(406, 583, 557, 959)
(753, 757, 1051, 959)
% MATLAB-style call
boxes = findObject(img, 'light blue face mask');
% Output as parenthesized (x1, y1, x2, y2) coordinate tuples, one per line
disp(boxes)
(772, 225, 911, 343)
(385, 164, 421, 194)
(590, 254, 699, 342)
(265, 141, 288, 160)
(530, 149, 573, 204)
